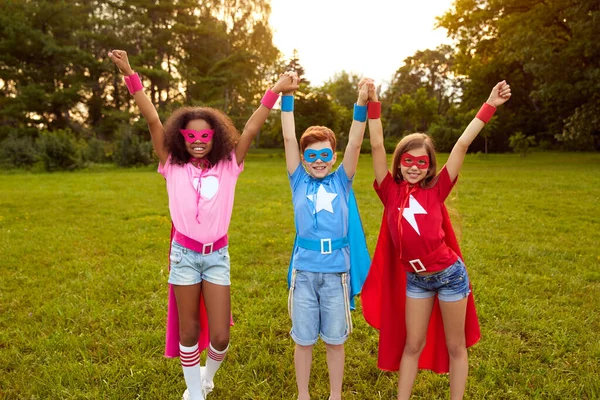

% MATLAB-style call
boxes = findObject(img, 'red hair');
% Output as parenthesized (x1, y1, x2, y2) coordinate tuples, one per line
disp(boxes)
(299, 126, 336, 152)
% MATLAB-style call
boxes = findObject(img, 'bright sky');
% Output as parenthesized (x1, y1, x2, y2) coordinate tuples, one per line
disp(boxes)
(269, 0, 455, 87)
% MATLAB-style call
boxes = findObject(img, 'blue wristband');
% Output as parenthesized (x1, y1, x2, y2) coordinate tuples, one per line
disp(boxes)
(353, 103, 367, 122)
(281, 95, 294, 112)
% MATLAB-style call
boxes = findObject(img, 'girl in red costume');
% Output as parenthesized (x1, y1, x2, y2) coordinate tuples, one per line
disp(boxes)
(361, 81, 511, 399)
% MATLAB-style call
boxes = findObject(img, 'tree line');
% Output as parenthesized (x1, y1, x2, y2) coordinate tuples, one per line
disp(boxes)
(1, 0, 597, 170)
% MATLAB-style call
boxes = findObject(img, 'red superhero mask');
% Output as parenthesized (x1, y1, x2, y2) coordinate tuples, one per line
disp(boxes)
(400, 152, 430, 169)
(179, 129, 214, 144)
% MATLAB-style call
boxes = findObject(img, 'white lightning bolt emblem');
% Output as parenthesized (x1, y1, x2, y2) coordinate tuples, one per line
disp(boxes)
(400, 195, 427, 235)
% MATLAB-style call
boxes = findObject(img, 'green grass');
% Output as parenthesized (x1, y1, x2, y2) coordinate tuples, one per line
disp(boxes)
(0, 152, 599, 399)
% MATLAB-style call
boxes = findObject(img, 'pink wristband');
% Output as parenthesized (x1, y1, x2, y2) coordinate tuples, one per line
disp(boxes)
(368, 101, 381, 119)
(476, 102, 496, 123)
(260, 89, 279, 109)
(124, 73, 143, 95)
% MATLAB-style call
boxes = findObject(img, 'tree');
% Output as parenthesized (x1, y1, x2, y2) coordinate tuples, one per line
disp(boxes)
(382, 45, 457, 138)
(437, 0, 600, 150)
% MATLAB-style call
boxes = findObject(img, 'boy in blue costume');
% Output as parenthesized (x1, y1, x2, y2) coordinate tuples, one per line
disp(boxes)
(280, 73, 373, 400)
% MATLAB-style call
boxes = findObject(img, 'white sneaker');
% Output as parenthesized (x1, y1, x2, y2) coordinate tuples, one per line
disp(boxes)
(200, 366, 214, 397)
(182, 388, 205, 400)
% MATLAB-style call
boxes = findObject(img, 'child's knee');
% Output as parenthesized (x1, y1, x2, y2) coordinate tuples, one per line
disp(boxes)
(210, 331, 230, 350)
(179, 322, 200, 346)
(325, 343, 344, 353)
(403, 339, 426, 356)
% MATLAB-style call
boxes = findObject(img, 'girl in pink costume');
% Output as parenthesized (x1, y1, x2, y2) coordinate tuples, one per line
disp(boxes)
(109, 50, 298, 400)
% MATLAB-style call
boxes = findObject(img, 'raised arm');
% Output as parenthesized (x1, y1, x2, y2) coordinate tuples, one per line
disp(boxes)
(445, 80, 511, 181)
(280, 72, 301, 174)
(235, 72, 299, 166)
(341, 78, 369, 179)
(366, 81, 387, 185)
(107, 50, 168, 166)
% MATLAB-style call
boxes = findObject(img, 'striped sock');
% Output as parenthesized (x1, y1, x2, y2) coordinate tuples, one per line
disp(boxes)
(180, 343, 204, 400)
(203, 343, 229, 383)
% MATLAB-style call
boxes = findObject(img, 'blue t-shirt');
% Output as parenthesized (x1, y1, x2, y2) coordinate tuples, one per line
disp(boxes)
(289, 163, 353, 273)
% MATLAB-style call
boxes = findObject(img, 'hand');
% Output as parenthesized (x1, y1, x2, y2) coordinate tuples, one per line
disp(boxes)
(367, 80, 378, 102)
(486, 80, 511, 107)
(273, 71, 299, 95)
(357, 77, 373, 106)
(108, 50, 134, 76)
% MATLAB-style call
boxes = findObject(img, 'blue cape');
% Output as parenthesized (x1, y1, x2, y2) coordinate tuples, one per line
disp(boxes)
(287, 189, 371, 309)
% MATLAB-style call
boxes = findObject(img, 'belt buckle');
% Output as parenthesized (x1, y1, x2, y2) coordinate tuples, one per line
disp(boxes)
(320, 238, 332, 254)
(409, 258, 426, 273)
(202, 242, 214, 255)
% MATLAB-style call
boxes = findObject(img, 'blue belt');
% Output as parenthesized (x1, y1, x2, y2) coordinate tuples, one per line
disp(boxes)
(296, 236, 349, 254)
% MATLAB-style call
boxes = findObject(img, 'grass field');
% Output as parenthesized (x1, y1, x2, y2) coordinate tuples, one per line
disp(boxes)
(1, 152, 599, 399)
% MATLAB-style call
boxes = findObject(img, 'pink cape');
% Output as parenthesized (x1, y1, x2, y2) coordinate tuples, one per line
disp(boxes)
(164, 224, 233, 358)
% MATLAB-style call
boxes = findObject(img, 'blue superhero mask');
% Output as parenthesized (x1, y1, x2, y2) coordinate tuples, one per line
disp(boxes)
(303, 148, 333, 163)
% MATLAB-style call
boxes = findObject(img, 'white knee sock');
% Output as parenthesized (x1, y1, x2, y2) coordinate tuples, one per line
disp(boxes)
(203, 343, 229, 382)
(180, 343, 204, 400)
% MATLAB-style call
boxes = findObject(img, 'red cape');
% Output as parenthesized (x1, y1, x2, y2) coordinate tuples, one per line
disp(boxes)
(361, 205, 480, 373)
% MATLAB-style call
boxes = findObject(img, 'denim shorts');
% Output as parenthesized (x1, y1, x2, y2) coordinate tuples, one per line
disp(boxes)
(405, 258, 471, 302)
(288, 270, 352, 346)
(168, 240, 231, 286)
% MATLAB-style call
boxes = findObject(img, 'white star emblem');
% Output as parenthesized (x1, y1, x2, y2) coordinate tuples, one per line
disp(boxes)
(307, 184, 338, 214)
(400, 195, 427, 235)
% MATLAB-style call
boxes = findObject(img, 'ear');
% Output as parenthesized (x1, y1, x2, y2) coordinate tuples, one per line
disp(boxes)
(332, 152, 337, 164)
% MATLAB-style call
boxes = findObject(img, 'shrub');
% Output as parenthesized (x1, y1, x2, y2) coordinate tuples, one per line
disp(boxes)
(36, 129, 82, 171)
(84, 137, 111, 163)
(113, 132, 154, 167)
(508, 132, 536, 156)
(0, 135, 38, 168)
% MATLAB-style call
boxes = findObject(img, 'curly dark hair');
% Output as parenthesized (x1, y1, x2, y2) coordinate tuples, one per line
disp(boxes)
(163, 107, 240, 166)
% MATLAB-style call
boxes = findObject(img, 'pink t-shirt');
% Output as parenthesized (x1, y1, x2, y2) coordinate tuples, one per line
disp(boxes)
(158, 151, 243, 244)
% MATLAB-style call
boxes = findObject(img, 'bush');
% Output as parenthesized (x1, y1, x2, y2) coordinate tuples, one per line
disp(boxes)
(84, 137, 111, 163)
(36, 129, 82, 171)
(113, 132, 154, 167)
(508, 132, 536, 156)
(0, 135, 38, 168)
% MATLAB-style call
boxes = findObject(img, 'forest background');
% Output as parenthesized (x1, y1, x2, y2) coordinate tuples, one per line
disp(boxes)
(0, 0, 598, 171)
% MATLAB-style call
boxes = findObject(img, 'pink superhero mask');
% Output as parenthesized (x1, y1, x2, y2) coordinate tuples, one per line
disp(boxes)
(179, 129, 215, 144)
(400, 153, 430, 169)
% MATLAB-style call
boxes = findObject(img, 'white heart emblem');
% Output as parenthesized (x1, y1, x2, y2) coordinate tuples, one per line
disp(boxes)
(200, 176, 219, 199)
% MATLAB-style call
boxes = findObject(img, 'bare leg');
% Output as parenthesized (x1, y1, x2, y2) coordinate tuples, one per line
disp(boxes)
(439, 298, 468, 400)
(397, 297, 435, 400)
(201, 281, 231, 350)
(173, 283, 202, 346)
(325, 343, 344, 400)
(295, 344, 313, 400)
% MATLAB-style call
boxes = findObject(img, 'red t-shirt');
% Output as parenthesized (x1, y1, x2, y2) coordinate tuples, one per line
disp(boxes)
(374, 166, 459, 271)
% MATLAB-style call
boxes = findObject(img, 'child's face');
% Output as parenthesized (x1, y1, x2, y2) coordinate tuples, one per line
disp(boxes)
(399, 147, 429, 185)
(302, 140, 336, 179)
(183, 119, 213, 158)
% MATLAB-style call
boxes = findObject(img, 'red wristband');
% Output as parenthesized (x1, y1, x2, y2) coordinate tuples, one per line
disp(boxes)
(260, 89, 279, 109)
(368, 101, 381, 119)
(476, 102, 496, 123)
(124, 73, 143, 95)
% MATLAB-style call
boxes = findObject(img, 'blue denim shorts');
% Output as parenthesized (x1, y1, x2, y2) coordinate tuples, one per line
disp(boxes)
(288, 270, 352, 346)
(405, 258, 471, 302)
(168, 240, 231, 286)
